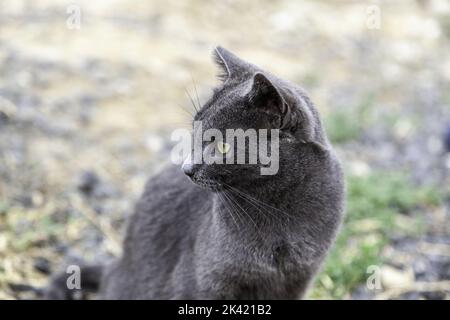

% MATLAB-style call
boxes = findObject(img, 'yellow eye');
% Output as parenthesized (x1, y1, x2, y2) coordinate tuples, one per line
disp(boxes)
(217, 142, 231, 154)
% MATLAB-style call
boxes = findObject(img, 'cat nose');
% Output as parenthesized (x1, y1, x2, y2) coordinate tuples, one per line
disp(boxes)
(182, 163, 195, 177)
(182, 155, 195, 178)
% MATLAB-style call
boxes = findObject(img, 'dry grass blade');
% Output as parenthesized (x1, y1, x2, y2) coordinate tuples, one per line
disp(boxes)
(69, 195, 122, 257)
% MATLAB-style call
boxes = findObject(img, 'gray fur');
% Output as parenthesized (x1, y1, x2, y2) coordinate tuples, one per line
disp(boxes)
(46, 47, 345, 300)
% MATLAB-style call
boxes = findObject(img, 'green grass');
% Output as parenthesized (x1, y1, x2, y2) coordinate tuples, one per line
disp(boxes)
(309, 171, 443, 299)
(324, 94, 374, 144)
(1, 202, 66, 251)
(325, 110, 362, 143)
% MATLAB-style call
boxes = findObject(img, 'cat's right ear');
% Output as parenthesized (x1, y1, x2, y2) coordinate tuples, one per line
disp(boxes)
(212, 46, 249, 82)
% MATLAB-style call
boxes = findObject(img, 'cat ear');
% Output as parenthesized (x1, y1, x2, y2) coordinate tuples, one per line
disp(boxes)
(212, 46, 250, 81)
(248, 73, 318, 143)
(247, 72, 288, 117)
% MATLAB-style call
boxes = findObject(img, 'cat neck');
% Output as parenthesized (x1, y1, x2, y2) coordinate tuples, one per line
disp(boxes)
(211, 185, 297, 234)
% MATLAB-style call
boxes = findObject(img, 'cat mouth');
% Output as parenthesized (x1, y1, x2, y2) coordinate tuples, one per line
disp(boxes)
(190, 177, 223, 191)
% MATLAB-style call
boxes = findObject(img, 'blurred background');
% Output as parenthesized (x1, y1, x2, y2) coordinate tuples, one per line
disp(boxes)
(0, 0, 449, 299)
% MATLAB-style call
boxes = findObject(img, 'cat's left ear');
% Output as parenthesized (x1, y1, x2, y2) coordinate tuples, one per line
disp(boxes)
(247, 73, 322, 148)
(247, 73, 295, 129)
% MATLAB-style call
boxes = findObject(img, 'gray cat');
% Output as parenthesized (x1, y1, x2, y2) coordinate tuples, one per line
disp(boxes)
(45, 47, 345, 300)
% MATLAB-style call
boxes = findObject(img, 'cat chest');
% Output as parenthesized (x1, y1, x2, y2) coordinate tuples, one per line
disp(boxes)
(207, 241, 297, 278)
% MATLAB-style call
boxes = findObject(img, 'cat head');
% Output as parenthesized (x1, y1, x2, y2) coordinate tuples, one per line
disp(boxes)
(182, 47, 328, 192)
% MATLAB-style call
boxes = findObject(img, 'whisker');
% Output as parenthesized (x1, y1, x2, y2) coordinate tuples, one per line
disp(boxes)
(191, 77, 202, 110)
(184, 88, 199, 113)
(216, 191, 240, 230)
(223, 185, 287, 228)
(176, 102, 194, 119)
(195, 166, 293, 225)
(221, 190, 245, 226)
(223, 189, 261, 236)
(222, 182, 294, 222)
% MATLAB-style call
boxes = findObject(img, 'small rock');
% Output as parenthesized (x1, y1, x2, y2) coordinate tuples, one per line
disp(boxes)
(381, 265, 415, 289)
(412, 259, 428, 280)
(77, 170, 100, 196)
(0, 96, 17, 123)
(351, 284, 376, 300)
(430, 259, 450, 280)
(16, 194, 33, 208)
(33, 257, 51, 275)
(421, 291, 446, 300)
(0, 110, 9, 124)
(399, 291, 422, 300)
(444, 123, 450, 152)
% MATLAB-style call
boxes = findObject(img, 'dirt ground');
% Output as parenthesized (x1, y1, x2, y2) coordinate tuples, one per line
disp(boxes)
(0, 0, 449, 299)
